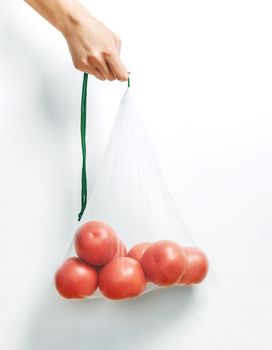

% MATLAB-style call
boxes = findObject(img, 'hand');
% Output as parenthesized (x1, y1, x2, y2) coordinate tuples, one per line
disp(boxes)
(62, 8, 128, 81)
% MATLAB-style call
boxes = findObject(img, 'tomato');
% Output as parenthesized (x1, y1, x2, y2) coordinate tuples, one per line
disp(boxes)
(55, 257, 98, 299)
(127, 242, 151, 262)
(98, 257, 146, 300)
(74, 221, 118, 266)
(127, 242, 151, 282)
(178, 247, 208, 285)
(115, 240, 127, 258)
(141, 240, 187, 286)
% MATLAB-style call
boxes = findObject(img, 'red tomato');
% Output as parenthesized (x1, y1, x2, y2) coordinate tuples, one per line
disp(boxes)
(127, 242, 151, 262)
(98, 257, 146, 300)
(141, 240, 187, 286)
(55, 257, 98, 299)
(74, 221, 118, 266)
(115, 240, 127, 258)
(95, 240, 127, 275)
(128, 242, 151, 282)
(178, 247, 208, 285)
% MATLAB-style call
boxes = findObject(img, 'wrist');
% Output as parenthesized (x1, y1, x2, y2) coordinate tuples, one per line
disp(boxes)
(60, 2, 93, 38)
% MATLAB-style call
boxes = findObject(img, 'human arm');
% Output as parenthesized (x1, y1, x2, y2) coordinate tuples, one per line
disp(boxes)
(24, 0, 128, 81)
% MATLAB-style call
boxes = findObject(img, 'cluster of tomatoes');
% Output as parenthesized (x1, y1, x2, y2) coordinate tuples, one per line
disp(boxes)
(55, 221, 208, 300)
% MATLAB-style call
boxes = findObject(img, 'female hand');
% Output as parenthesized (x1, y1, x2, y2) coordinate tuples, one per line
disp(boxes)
(25, 0, 128, 81)
(62, 8, 128, 81)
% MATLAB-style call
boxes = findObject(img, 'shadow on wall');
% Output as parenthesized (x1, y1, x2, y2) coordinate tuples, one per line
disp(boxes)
(23, 285, 195, 350)
(1, 20, 78, 128)
(1, 17, 82, 239)
(1, 13, 115, 205)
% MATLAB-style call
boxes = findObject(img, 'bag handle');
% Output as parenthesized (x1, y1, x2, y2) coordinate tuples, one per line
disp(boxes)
(77, 74, 130, 221)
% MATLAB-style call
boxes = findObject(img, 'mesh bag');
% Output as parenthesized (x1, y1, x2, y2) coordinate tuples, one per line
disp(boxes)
(54, 75, 208, 300)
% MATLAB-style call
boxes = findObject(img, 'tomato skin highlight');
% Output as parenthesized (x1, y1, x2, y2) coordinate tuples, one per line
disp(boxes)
(141, 240, 187, 286)
(127, 242, 151, 262)
(98, 257, 146, 300)
(74, 221, 118, 266)
(178, 247, 208, 285)
(55, 257, 98, 299)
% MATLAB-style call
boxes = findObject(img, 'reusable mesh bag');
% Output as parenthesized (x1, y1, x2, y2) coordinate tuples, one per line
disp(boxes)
(54, 74, 208, 300)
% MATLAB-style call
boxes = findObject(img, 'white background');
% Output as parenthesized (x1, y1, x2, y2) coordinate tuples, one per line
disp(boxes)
(1, 1, 272, 349)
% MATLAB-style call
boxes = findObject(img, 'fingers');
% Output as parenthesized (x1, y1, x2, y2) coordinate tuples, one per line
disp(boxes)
(92, 68, 106, 81)
(86, 50, 128, 82)
(87, 53, 115, 81)
(106, 61, 117, 80)
(96, 56, 116, 81)
(85, 66, 106, 81)
(74, 48, 128, 82)
(105, 50, 128, 82)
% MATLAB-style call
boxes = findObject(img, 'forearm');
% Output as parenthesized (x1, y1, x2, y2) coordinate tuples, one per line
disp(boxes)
(24, 0, 128, 81)
(24, 0, 89, 35)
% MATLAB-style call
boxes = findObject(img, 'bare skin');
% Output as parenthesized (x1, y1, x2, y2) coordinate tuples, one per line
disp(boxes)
(25, 0, 128, 81)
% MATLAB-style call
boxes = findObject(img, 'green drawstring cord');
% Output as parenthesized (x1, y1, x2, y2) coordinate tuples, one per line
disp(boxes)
(78, 73, 88, 221)
(77, 73, 130, 221)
